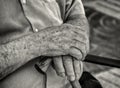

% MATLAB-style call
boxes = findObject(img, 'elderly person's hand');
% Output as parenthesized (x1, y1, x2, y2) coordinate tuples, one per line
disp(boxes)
(53, 55, 83, 81)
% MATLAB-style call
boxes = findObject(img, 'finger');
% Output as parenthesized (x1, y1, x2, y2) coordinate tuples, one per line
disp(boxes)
(79, 61, 83, 78)
(63, 56, 75, 81)
(70, 80, 82, 88)
(53, 56, 65, 77)
(73, 58, 80, 80)
(73, 58, 83, 80)
(69, 47, 83, 60)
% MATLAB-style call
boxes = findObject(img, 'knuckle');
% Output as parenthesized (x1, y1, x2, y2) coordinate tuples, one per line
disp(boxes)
(58, 72, 66, 77)
(68, 75, 75, 81)
(76, 73, 80, 80)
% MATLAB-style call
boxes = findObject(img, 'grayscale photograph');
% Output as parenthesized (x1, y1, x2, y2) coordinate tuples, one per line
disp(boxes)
(0, 0, 120, 88)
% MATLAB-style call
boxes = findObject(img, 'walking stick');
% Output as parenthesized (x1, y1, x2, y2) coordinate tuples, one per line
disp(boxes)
(35, 54, 120, 88)
(85, 54, 120, 68)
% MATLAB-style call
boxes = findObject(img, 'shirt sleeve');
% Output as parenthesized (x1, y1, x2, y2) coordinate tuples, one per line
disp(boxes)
(65, 0, 85, 20)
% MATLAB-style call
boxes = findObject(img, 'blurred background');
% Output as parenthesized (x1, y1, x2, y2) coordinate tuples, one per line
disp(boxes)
(82, 0, 120, 88)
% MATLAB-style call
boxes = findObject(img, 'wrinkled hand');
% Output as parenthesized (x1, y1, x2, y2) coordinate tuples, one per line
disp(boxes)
(53, 55, 83, 81)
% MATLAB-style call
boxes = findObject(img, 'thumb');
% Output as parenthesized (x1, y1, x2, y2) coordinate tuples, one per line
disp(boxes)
(69, 47, 83, 60)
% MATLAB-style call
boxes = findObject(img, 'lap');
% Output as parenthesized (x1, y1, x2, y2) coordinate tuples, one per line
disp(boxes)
(0, 58, 102, 88)
(0, 58, 45, 88)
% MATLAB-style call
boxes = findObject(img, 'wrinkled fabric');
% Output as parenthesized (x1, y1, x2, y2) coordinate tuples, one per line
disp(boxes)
(0, 0, 88, 88)
(35, 58, 73, 88)
(19, 0, 85, 88)
(20, 0, 63, 32)
(0, 0, 32, 44)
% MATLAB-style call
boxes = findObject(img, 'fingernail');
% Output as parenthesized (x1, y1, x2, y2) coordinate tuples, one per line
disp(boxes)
(69, 47, 82, 60)
(76, 74, 80, 80)
(68, 76, 75, 81)
(71, 81, 82, 88)
(58, 72, 65, 77)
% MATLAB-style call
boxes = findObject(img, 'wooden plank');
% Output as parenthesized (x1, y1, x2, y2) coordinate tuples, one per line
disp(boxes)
(107, 0, 120, 7)
(97, 77, 119, 88)
(95, 69, 120, 88)
(84, 1, 120, 20)
(97, 1, 120, 12)
(84, 62, 111, 74)
(83, 2, 120, 87)
(96, 72, 120, 86)
(110, 69, 120, 76)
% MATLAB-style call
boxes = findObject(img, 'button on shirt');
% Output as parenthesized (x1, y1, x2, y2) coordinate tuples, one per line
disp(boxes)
(20, 0, 63, 32)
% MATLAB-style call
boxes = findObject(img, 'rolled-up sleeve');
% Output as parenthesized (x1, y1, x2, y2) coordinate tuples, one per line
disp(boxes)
(65, 0, 85, 20)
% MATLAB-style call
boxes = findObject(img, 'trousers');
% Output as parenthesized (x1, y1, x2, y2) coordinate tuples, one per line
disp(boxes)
(0, 58, 102, 88)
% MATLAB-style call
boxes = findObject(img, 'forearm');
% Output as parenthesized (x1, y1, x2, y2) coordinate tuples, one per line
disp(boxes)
(0, 25, 64, 80)
(0, 18, 89, 80)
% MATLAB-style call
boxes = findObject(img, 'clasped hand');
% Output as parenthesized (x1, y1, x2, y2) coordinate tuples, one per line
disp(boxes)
(53, 48, 83, 81)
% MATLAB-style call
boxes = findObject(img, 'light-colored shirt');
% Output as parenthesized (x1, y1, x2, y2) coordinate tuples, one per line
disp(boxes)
(0, 0, 87, 88)
(20, 0, 63, 32)
(19, 0, 85, 32)
(19, 0, 85, 88)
